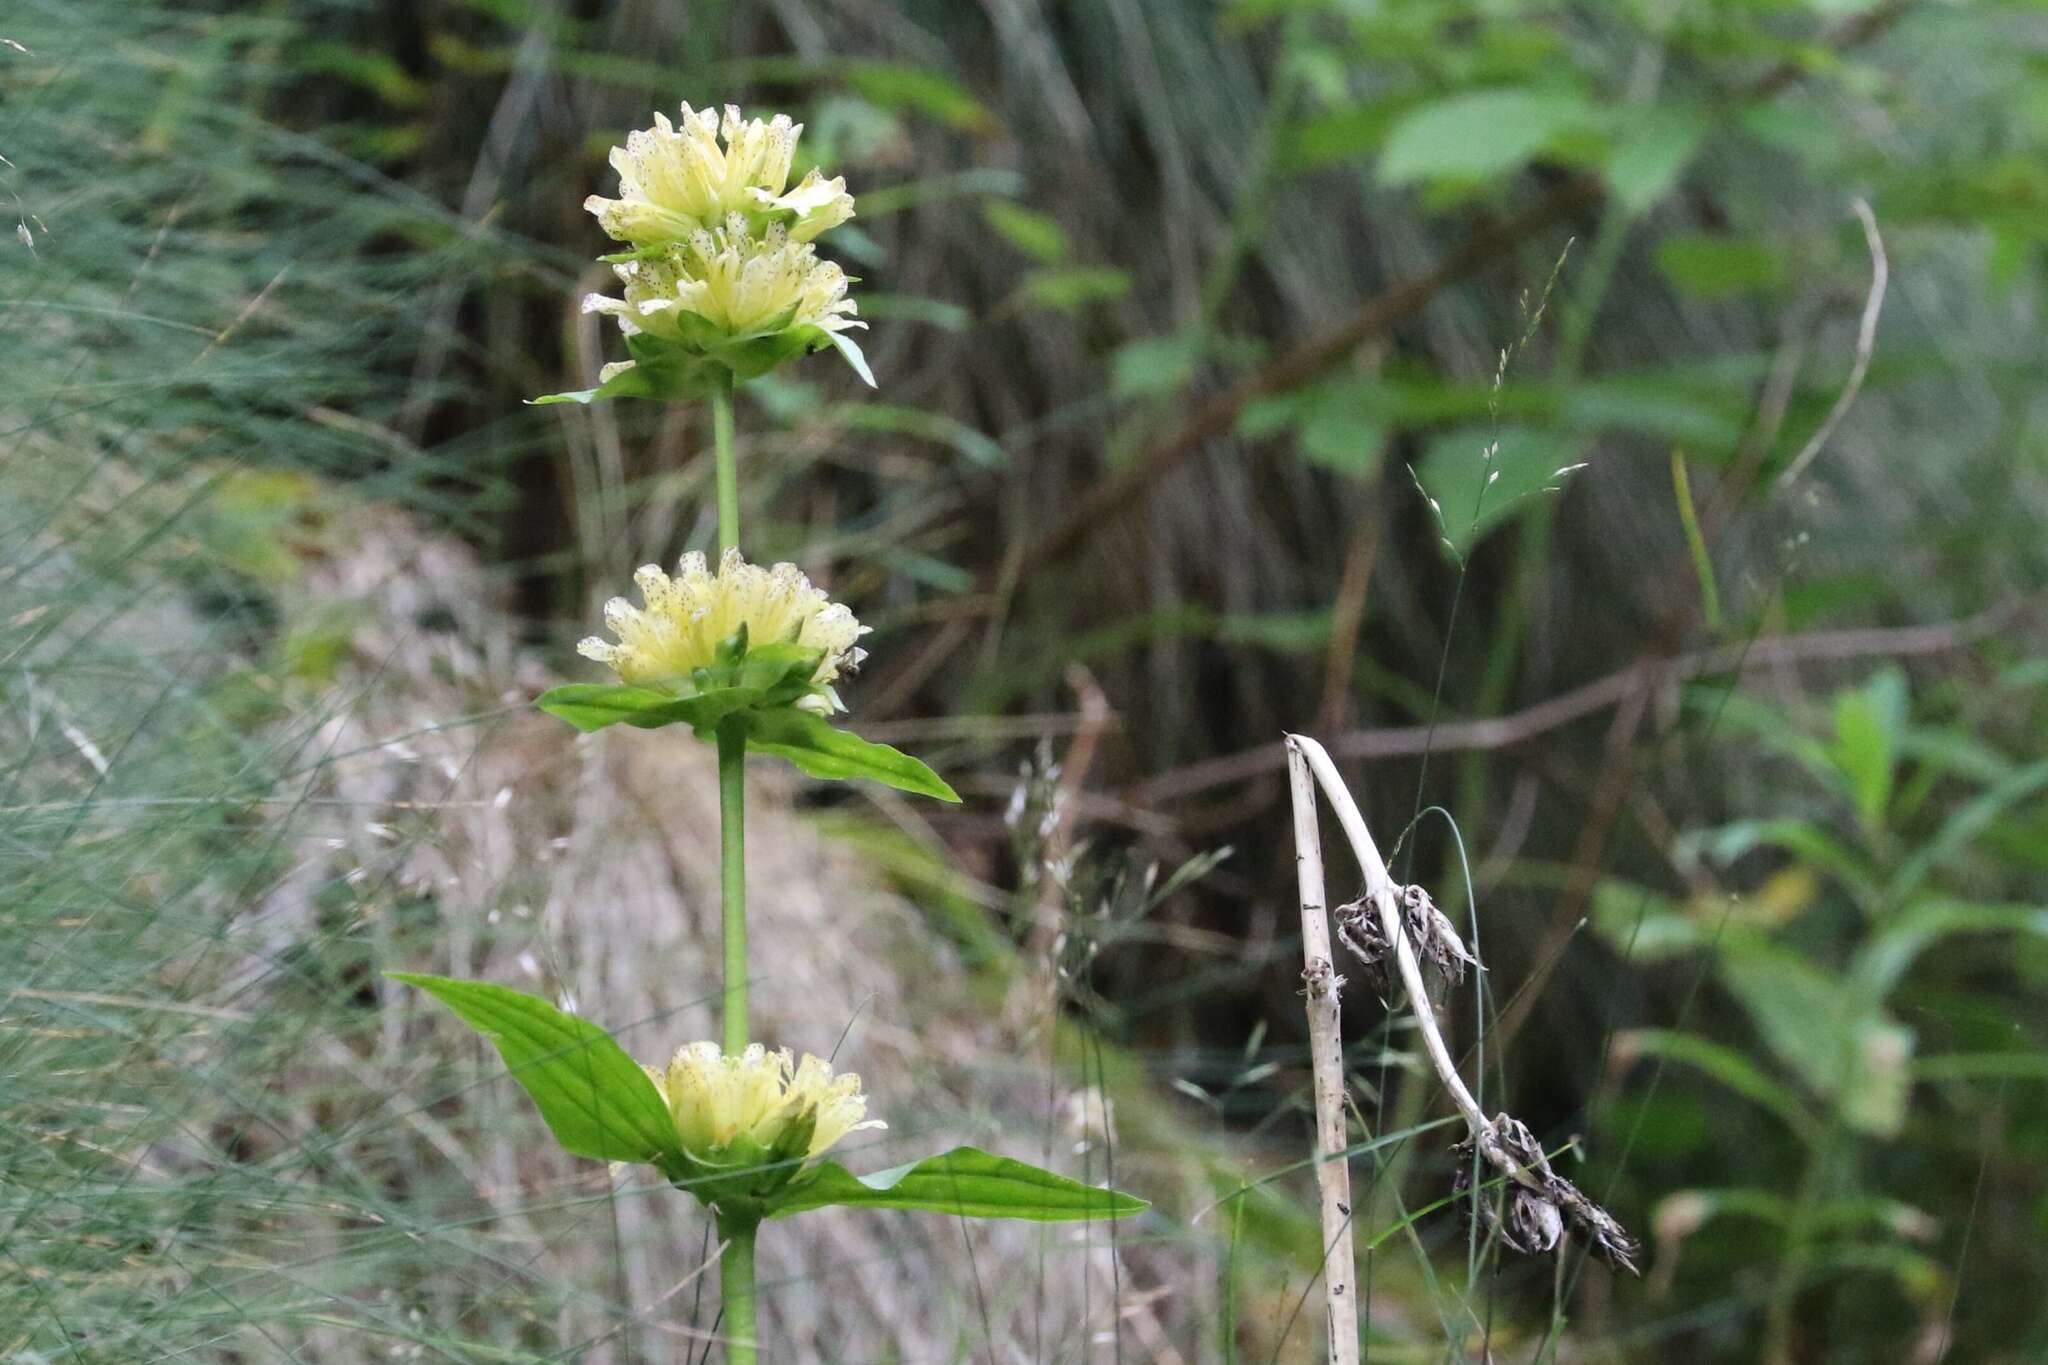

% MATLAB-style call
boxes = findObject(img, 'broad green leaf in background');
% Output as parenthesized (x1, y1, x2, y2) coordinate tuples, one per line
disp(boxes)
(1680, 815, 1880, 899)
(746, 708, 961, 801)
(1560, 372, 1749, 455)
(1379, 87, 1599, 185)
(1412, 424, 1582, 557)
(1282, 97, 1404, 170)
(1890, 761, 2048, 902)
(1112, 335, 1204, 398)
(1855, 899, 2048, 998)
(1605, 104, 1710, 213)
(1655, 233, 1785, 298)
(842, 61, 991, 133)
(1829, 667, 1907, 833)
(1592, 872, 1817, 963)
(390, 973, 680, 1167)
(769, 1146, 1147, 1221)
(1284, 383, 1389, 472)
(838, 402, 1006, 467)
(1589, 881, 1704, 962)
(1715, 943, 1914, 1136)
(1614, 1029, 1820, 1141)
(1017, 266, 1132, 312)
(983, 201, 1070, 264)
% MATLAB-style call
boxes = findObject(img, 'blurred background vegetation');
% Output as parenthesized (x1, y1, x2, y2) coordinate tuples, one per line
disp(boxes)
(5, 0, 2046, 1359)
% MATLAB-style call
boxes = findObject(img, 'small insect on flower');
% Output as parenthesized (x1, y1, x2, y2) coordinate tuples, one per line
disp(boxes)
(578, 548, 868, 713)
(585, 103, 854, 250)
(649, 1042, 885, 1171)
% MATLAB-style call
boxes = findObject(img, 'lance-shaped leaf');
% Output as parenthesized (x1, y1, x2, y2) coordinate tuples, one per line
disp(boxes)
(390, 973, 680, 1167)
(766, 1146, 1146, 1222)
(745, 707, 960, 801)
(534, 683, 707, 732)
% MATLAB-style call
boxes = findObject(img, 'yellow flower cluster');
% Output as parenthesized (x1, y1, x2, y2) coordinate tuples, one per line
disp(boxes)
(580, 104, 865, 385)
(584, 104, 853, 247)
(577, 548, 866, 713)
(648, 1041, 883, 1164)
(585, 216, 859, 354)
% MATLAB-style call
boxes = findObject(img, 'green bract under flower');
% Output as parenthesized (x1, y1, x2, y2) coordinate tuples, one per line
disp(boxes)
(578, 548, 866, 715)
(585, 103, 853, 249)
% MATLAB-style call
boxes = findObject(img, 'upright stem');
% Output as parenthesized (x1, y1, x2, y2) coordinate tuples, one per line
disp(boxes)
(717, 716, 748, 1055)
(710, 371, 758, 1363)
(716, 1211, 760, 1364)
(712, 373, 739, 555)
(1283, 738, 1360, 1365)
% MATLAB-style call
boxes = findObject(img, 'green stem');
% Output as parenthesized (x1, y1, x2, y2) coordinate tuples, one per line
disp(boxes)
(712, 373, 739, 555)
(717, 716, 748, 1055)
(716, 1210, 760, 1364)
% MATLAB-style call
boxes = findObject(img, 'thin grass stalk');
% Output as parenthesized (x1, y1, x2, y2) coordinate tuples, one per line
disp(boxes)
(1283, 737, 1360, 1365)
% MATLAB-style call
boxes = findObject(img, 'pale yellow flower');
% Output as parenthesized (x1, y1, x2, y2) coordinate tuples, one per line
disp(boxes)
(585, 103, 854, 248)
(577, 547, 866, 713)
(584, 216, 861, 346)
(647, 1041, 884, 1164)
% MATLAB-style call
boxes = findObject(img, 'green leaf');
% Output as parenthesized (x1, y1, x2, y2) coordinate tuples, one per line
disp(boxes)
(982, 201, 1070, 264)
(1380, 87, 1599, 186)
(1605, 104, 1708, 213)
(1111, 335, 1202, 398)
(1655, 234, 1784, 298)
(1891, 760, 2048, 902)
(1589, 880, 1704, 962)
(534, 683, 701, 732)
(745, 708, 960, 802)
(1716, 942, 1914, 1136)
(1615, 1029, 1820, 1141)
(1282, 98, 1405, 170)
(768, 1146, 1146, 1221)
(1830, 667, 1906, 832)
(1412, 425, 1583, 557)
(1017, 266, 1131, 312)
(389, 973, 679, 1167)
(844, 62, 991, 132)
(1856, 899, 2048, 998)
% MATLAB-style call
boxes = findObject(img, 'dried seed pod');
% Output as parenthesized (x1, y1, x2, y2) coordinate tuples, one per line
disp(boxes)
(1454, 1112, 1642, 1275)
(1399, 885, 1478, 985)
(1334, 884, 1478, 989)
(1333, 893, 1393, 988)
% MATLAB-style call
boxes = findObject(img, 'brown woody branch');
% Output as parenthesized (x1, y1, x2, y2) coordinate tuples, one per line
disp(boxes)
(1131, 608, 2017, 806)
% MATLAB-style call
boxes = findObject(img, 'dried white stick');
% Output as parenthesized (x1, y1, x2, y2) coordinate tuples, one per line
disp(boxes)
(1289, 733, 1641, 1273)
(1779, 197, 1887, 486)
(1284, 737, 1360, 1365)
(1292, 735, 1485, 1129)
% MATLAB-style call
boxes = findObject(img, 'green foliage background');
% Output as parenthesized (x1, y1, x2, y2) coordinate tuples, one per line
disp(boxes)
(4, 0, 2046, 1359)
